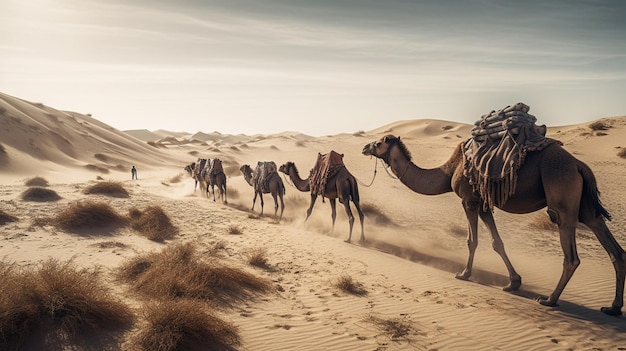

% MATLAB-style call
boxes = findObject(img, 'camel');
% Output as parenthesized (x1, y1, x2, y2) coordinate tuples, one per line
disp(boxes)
(193, 158, 208, 191)
(240, 162, 285, 219)
(278, 159, 365, 244)
(362, 134, 625, 315)
(203, 159, 227, 203)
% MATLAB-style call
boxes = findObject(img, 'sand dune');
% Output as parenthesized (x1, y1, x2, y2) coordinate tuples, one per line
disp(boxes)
(1, 93, 626, 350)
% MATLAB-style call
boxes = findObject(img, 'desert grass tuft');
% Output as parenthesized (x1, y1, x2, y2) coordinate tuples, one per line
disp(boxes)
(228, 225, 242, 235)
(364, 314, 414, 341)
(133, 299, 240, 351)
(24, 176, 49, 187)
(589, 121, 611, 131)
(334, 274, 368, 296)
(20, 187, 61, 202)
(168, 173, 183, 183)
(83, 181, 129, 198)
(129, 206, 178, 241)
(46, 200, 127, 232)
(246, 248, 268, 268)
(0, 259, 134, 350)
(116, 242, 272, 306)
(618, 147, 626, 159)
(0, 209, 18, 225)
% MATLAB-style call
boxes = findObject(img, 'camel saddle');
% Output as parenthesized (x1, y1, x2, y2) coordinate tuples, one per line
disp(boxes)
(206, 158, 223, 175)
(309, 151, 345, 196)
(463, 102, 559, 210)
(253, 161, 278, 192)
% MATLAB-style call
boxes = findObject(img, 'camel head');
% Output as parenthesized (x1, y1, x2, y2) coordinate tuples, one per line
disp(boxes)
(278, 162, 295, 175)
(362, 135, 410, 163)
(239, 164, 253, 179)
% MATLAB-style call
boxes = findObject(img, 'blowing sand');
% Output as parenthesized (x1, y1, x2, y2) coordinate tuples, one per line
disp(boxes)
(2, 92, 626, 350)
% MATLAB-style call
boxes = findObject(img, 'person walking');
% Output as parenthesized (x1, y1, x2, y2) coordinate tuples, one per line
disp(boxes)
(131, 165, 137, 180)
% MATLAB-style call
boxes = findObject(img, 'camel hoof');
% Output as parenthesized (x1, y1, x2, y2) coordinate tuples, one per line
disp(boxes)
(537, 297, 558, 307)
(344, 239, 351, 243)
(600, 306, 623, 316)
(502, 277, 522, 292)
(455, 272, 471, 281)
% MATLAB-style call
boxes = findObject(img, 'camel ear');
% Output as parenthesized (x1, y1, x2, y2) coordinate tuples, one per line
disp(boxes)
(398, 136, 401, 140)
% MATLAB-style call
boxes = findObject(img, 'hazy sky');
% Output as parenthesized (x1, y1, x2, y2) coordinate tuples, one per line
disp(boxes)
(2, 0, 625, 136)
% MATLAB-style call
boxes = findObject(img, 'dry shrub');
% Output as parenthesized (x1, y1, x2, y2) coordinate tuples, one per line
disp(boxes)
(0, 259, 134, 350)
(228, 225, 242, 235)
(116, 242, 272, 306)
(129, 206, 178, 241)
(352, 130, 365, 137)
(364, 314, 414, 341)
(48, 200, 127, 232)
(618, 147, 626, 159)
(83, 181, 129, 198)
(24, 176, 49, 187)
(246, 248, 268, 268)
(334, 274, 367, 296)
(0, 210, 18, 225)
(134, 299, 239, 351)
(589, 121, 611, 131)
(20, 187, 61, 202)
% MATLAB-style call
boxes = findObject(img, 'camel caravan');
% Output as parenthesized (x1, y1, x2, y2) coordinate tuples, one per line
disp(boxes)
(184, 158, 227, 203)
(183, 102, 625, 316)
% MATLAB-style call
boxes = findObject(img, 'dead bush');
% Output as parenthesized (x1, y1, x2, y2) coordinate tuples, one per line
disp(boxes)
(228, 225, 242, 235)
(24, 176, 49, 187)
(364, 314, 414, 341)
(334, 274, 367, 296)
(20, 187, 61, 202)
(618, 147, 626, 159)
(168, 173, 183, 183)
(45, 200, 127, 233)
(0, 210, 18, 225)
(246, 248, 268, 268)
(83, 181, 129, 198)
(0, 259, 134, 350)
(115, 242, 272, 307)
(133, 299, 239, 351)
(129, 206, 178, 241)
(589, 120, 611, 131)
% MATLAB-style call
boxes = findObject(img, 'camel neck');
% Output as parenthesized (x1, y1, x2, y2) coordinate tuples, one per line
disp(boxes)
(388, 145, 454, 195)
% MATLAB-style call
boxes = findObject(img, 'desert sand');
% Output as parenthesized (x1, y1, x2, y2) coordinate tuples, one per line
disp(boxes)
(2, 91, 626, 350)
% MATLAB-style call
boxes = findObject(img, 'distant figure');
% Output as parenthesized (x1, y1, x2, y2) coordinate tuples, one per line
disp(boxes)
(131, 165, 137, 180)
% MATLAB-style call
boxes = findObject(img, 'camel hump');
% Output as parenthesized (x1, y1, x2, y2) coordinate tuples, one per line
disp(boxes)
(253, 161, 278, 191)
(464, 103, 558, 210)
(310, 150, 345, 195)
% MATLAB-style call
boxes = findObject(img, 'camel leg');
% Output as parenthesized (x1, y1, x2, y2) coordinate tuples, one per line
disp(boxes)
(272, 193, 279, 217)
(251, 191, 258, 212)
(329, 199, 338, 234)
(456, 200, 479, 281)
(342, 200, 355, 243)
(353, 201, 365, 244)
(305, 195, 318, 221)
(278, 194, 284, 220)
(539, 221, 580, 307)
(478, 210, 522, 291)
(259, 193, 265, 215)
(583, 216, 625, 315)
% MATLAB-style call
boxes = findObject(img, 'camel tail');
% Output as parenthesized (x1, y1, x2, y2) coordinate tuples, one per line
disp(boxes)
(579, 163, 611, 221)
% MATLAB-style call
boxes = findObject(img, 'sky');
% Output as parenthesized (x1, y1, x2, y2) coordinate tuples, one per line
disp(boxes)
(2, 0, 626, 136)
